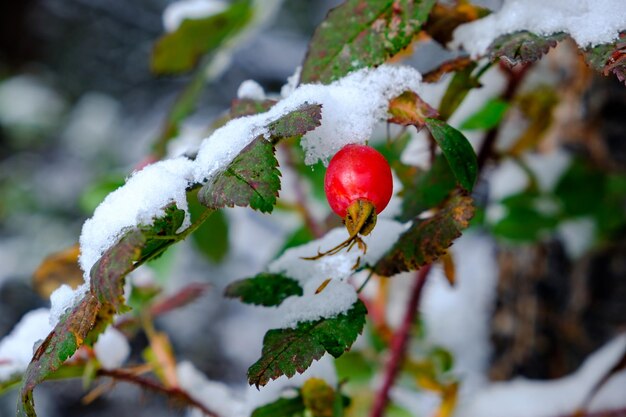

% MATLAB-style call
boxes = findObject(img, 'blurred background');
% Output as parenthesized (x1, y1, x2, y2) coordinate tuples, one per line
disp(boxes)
(1, 0, 625, 416)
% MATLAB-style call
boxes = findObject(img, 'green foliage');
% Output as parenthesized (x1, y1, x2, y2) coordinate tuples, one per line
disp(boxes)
(555, 158, 606, 217)
(584, 33, 626, 83)
(266, 104, 323, 142)
(231, 99, 277, 119)
(199, 136, 281, 213)
(225, 273, 303, 306)
(251, 396, 306, 417)
(438, 62, 479, 121)
(187, 190, 229, 263)
(79, 174, 126, 214)
(248, 300, 367, 387)
(151, 0, 252, 74)
(460, 98, 509, 131)
(424, 118, 478, 191)
(488, 31, 566, 66)
(374, 193, 474, 276)
(300, 0, 436, 84)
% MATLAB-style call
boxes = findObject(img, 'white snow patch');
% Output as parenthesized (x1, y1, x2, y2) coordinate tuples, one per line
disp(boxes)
(237, 79, 266, 101)
(162, 0, 227, 33)
(269, 218, 407, 327)
(523, 149, 571, 192)
(452, 0, 626, 57)
(49, 283, 89, 327)
(458, 335, 626, 417)
(177, 361, 246, 417)
(0, 309, 53, 381)
(488, 159, 529, 201)
(557, 217, 596, 259)
(93, 327, 130, 369)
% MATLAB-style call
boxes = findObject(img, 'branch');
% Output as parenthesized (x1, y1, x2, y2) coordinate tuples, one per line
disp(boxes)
(97, 368, 220, 417)
(370, 264, 433, 417)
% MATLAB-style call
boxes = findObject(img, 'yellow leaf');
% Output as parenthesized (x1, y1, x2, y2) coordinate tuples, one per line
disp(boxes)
(301, 378, 336, 417)
(32, 244, 83, 298)
(440, 252, 456, 287)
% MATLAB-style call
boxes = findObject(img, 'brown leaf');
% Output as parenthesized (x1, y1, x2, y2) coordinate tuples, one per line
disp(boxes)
(422, 57, 475, 83)
(440, 252, 456, 287)
(32, 245, 83, 298)
(423, 2, 490, 45)
(388, 91, 439, 128)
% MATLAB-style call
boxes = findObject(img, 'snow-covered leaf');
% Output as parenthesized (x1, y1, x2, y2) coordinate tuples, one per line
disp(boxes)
(388, 91, 439, 129)
(266, 103, 322, 142)
(247, 300, 367, 388)
(230, 98, 277, 119)
(225, 273, 303, 307)
(198, 136, 280, 213)
(583, 33, 626, 84)
(151, 0, 252, 74)
(375, 193, 474, 276)
(488, 31, 566, 66)
(425, 118, 478, 191)
(300, 0, 436, 84)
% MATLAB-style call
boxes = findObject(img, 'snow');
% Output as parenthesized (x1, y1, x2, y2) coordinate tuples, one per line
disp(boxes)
(0, 309, 52, 381)
(268, 218, 408, 327)
(557, 217, 596, 259)
(162, 0, 227, 33)
(523, 149, 571, 193)
(93, 327, 130, 370)
(458, 334, 626, 417)
(237, 80, 266, 101)
(49, 283, 88, 326)
(452, 0, 626, 57)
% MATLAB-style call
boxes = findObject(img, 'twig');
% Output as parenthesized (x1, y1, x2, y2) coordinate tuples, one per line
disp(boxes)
(97, 368, 220, 417)
(369, 264, 433, 417)
(476, 63, 531, 171)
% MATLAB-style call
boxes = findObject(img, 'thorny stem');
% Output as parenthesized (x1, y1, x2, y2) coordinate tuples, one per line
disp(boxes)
(370, 264, 433, 417)
(96, 368, 219, 417)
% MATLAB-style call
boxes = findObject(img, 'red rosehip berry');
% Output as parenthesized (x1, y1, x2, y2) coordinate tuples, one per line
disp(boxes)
(324, 144, 393, 218)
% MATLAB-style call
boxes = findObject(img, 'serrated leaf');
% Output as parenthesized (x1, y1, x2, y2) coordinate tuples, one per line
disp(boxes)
(248, 300, 367, 388)
(18, 294, 100, 417)
(488, 31, 566, 67)
(90, 229, 146, 310)
(374, 193, 474, 276)
(583, 33, 626, 84)
(425, 118, 478, 191)
(438, 62, 479, 121)
(388, 91, 439, 128)
(230, 98, 277, 119)
(399, 154, 458, 221)
(151, 0, 252, 74)
(300, 0, 436, 84)
(459, 98, 509, 131)
(199, 136, 280, 213)
(267, 104, 323, 142)
(225, 273, 303, 306)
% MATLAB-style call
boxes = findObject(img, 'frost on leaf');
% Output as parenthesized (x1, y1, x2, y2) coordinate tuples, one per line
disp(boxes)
(151, 0, 252, 74)
(198, 136, 281, 213)
(488, 31, 566, 67)
(247, 300, 367, 388)
(300, 0, 436, 84)
(375, 193, 474, 277)
(388, 91, 439, 129)
(584, 33, 626, 84)
(224, 273, 303, 307)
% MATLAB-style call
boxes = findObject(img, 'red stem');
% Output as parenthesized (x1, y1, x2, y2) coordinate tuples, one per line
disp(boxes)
(97, 369, 219, 417)
(370, 264, 433, 417)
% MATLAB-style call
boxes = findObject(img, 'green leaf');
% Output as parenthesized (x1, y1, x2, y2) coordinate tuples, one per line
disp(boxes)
(459, 98, 509, 131)
(300, 0, 436, 84)
(438, 62, 479, 121)
(554, 159, 606, 217)
(139, 205, 187, 263)
(583, 33, 626, 84)
(374, 193, 474, 276)
(248, 300, 367, 387)
(231, 99, 277, 119)
(492, 205, 557, 241)
(399, 154, 458, 221)
(424, 118, 478, 191)
(225, 273, 303, 307)
(251, 396, 306, 417)
(151, 0, 252, 74)
(198, 136, 281, 213)
(488, 31, 566, 66)
(79, 175, 125, 214)
(188, 190, 229, 263)
(90, 229, 147, 310)
(334, 351, 374, 384)
(266, 104, 323, 142)
(18, 294, 101, 417)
